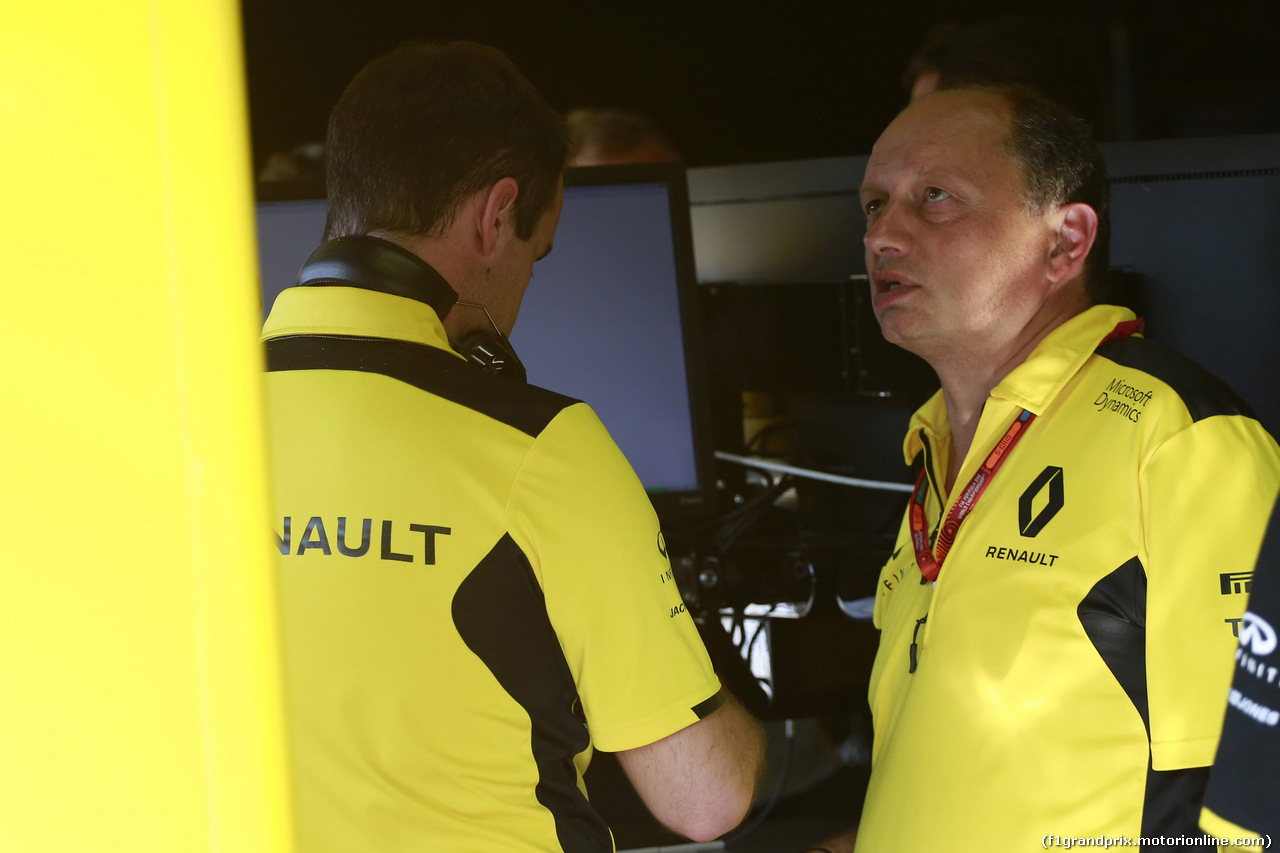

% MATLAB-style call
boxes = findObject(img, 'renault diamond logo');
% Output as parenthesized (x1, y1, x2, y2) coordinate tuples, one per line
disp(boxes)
(1019, 466, 1064, 538)
(1240, 612, 1278, 657)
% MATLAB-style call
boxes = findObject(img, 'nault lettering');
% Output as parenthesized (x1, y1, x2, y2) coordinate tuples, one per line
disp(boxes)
(276, 516, 451, 565)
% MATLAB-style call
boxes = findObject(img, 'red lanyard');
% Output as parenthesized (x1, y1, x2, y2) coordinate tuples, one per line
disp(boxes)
(909, 317, 1144, 583)
(910, 409, 1034, 582)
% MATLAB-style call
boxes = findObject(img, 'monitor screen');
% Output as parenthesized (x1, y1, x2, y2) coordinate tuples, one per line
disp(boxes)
(254, 163, 717, 524)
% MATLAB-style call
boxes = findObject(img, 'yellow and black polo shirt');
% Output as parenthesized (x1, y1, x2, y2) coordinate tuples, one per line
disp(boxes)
(262, 281, 723, 853)
(857, 305, 1280, 851)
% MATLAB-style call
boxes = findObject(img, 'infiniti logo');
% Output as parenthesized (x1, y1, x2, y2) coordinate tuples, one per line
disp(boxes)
(1240, 612, 1278, 657)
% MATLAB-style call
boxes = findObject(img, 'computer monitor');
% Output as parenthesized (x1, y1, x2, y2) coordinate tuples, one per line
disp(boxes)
(254, 163, 718, 525)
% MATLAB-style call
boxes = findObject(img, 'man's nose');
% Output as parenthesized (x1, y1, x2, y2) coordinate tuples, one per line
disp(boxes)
(863, 204, 910, 257)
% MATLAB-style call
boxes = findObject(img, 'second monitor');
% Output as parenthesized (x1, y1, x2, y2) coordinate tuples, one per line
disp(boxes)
(255, 163, 717, 526)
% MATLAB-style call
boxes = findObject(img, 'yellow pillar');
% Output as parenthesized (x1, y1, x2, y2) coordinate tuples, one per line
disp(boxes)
(0, 1, 292, 850)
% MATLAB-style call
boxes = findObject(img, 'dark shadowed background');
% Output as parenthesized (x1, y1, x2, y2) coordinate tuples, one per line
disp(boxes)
(241, 6, 1280, 848)
(242, 0, 1280, 172)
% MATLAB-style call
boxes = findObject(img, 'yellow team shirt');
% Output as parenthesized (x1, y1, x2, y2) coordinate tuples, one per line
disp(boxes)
(858, 305, 1280, 850)
(262, 283, 723, 853)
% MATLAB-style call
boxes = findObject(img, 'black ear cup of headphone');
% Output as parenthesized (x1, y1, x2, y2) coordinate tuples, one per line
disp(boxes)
(453, 331, 528, 384)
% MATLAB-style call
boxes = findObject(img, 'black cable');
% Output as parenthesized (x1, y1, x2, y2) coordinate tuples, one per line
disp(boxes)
(741, 614, 774, 699)
(728, 610, 747, 653)
(712, 475, 794, 554)
(744, 418, 800, 455)
(745, 616, 769, 661)
(665, 472, 791, 538)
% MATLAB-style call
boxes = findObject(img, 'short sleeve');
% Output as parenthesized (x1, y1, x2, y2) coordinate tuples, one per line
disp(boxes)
(506, 402, 722, 753)
(1142, 414, 1280, 770)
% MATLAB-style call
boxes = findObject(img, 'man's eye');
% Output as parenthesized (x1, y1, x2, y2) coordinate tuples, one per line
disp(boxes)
(863, 199, 883, 216)
(924, 187, 951, 202)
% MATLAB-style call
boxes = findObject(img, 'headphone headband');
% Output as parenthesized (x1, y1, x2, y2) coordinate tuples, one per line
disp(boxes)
(295, 235, 526, 382)
(297, 235, 458, 320)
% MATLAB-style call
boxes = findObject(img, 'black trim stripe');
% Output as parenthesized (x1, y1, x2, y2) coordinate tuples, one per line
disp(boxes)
(452, 534, 610, 853)
(918, 430, 943, 557)
(1097, 336, 1259, 423)
(691, 687, 729, 720)
(265, 334, 577, 438)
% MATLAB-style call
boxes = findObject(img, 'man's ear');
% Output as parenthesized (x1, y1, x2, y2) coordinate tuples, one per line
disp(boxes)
(478, 177, 520, 258)
(1047, 202, 1098, 285)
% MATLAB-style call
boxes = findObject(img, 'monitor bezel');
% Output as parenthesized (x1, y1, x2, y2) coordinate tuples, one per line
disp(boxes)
(562, 163, 719, 526)
(254, 161, 720, 526)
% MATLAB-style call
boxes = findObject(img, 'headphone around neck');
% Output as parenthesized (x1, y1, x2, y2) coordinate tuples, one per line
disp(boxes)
(296, 235, 527, 382)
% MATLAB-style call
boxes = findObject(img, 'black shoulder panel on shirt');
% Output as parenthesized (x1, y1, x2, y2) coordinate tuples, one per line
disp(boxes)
(1079, 557, 1214, 841)
(265, 335, 578, 438)
(452, 534, 610, 853)
(1096, 336, 1259, 423)
(1078, 556, 1149, 730)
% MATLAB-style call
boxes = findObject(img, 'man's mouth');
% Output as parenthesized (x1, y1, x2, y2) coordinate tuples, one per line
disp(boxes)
(874, 273, 912, 293)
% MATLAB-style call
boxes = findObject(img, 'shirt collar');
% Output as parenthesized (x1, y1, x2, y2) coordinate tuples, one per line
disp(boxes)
(261, 285, 459, 358)
(902, 304, 1139, 463)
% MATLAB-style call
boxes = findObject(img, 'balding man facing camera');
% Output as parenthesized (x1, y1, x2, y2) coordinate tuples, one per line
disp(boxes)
(819, 86, 1279, 852)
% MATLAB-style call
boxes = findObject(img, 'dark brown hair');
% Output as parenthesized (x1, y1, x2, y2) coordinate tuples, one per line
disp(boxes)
(937, 84, 1112, 302)
(324, 41, 569, 242)
(993, 86, 1111, 302)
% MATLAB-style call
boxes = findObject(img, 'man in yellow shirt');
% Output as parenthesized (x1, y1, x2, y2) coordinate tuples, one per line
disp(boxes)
(262, 41, 763, 852)
(819, 86, 1279, 851)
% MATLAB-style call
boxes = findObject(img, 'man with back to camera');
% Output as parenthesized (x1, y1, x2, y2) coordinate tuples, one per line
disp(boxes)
(811, 86, 1280, 851)
(260, 41, 764, 852)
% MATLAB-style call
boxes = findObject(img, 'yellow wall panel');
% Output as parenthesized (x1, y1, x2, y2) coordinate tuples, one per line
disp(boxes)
(0, 2, 292, 850)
